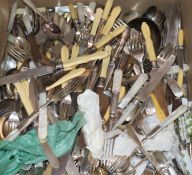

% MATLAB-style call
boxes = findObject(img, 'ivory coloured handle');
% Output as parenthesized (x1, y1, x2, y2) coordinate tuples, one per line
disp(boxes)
(178, 29, 184, 46)
(101, 6, 121, 35)
(141, 22, 156, 61)
(90, 8, 103, 36)
(95, 25, 126, 49)
(100, 45, 112, 78)
(102, 0, 114, 21)
(46, 68, 86, 91)
(63, 51, 109, 68)
(68, 3, 77, 20)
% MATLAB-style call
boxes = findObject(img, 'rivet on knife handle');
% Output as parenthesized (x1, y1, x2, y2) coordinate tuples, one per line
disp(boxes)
(100, 45, 112, 78)
(141, 22, 156, 61)
(101, 6, 121, 35)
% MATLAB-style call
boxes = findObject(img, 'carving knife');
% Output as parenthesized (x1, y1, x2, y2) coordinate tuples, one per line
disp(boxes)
(0, 66, 54, 86)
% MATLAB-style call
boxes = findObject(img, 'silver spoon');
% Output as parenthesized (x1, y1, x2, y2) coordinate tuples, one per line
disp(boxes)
(21, 0, 61, 38)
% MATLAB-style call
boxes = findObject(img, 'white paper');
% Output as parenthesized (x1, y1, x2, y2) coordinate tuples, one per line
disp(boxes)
(113, 131, 136, 157)
(77, 89, 105, 159)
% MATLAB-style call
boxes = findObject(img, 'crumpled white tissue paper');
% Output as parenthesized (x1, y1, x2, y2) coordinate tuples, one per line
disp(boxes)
(77, 89, 105, 159)
(113, 131, 136, 157)
(143, 123, 179, 152)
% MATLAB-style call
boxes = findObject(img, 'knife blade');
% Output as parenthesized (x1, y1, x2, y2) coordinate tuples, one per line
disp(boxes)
(112, 55, 175, 129)
(137, 55, 176, 102)
(142, 105, 187, 142)
(177, 46, 184, 69)
(0, 66, 54, 86)
(142, 22, 169, 118)
(104, 28, 129, 90)
(29, 76, 39, 112)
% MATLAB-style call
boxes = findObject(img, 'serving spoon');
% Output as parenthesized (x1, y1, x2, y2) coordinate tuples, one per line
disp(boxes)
(21, 0, 61, 38)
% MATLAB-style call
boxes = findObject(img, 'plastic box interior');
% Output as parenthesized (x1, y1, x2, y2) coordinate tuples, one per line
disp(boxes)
(1, 0, 192, 97)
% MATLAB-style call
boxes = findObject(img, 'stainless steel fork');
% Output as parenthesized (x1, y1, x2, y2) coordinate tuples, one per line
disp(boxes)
(59, 95, 72, 120)
(112, 18, 128, 30)
(4, 78, 82, 141)
(124, 32, 146, 73)
(7, 42, 31, 63)
(100, 138, 115, 169)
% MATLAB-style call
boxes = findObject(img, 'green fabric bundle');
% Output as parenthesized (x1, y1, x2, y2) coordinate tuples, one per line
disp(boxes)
(0, 112, 85, 175)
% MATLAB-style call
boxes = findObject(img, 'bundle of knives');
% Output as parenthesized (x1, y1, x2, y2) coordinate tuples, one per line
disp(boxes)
(0, 0, 192, 174)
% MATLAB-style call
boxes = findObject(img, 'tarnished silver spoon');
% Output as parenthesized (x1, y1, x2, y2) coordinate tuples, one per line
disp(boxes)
(21, 0, 61, 38)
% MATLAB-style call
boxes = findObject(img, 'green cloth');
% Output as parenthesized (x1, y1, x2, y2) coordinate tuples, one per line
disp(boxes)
(0, 112, 85, 175)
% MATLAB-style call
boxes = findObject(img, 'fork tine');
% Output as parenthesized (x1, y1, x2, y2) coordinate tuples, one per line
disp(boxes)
(117, 18, 127, 27)
(113, 18, 127, 30)
(8, 49, 25, 62)
(8, 44, 27, 62)
(157, 43, 174, 60)
(54, 78, 81, 100)
(116, 20, 124, 27)
(112, 21, 119, 30)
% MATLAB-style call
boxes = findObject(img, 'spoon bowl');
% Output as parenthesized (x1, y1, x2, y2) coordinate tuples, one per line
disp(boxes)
(41, 21, 61, 38)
